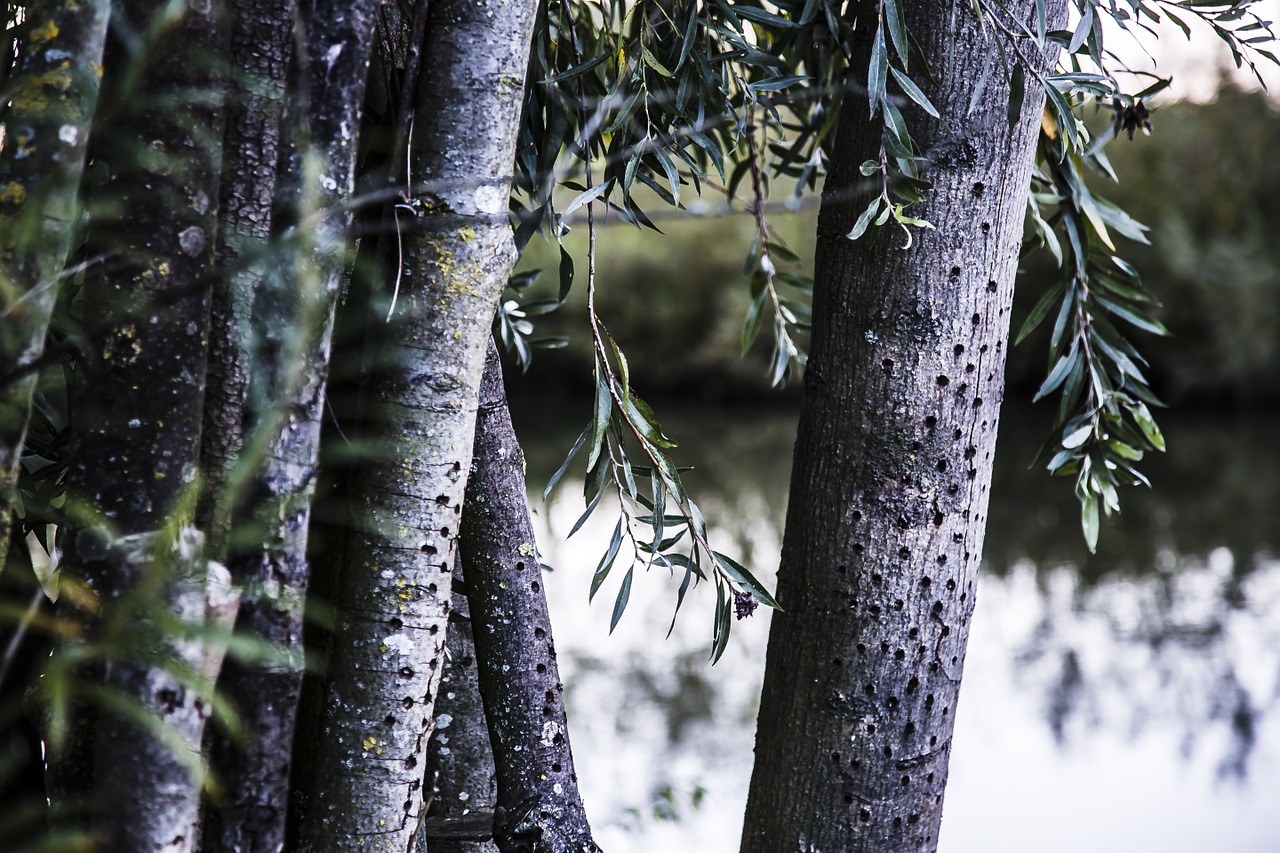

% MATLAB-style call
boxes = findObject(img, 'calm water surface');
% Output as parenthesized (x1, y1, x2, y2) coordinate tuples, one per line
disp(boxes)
(511, 396, 1280, 853)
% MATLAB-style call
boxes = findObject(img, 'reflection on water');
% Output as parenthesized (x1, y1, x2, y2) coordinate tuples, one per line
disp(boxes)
(511, 395, 1280, 853)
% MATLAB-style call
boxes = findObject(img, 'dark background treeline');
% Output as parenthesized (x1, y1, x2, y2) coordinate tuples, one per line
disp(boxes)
(509, 84, 1280, 409)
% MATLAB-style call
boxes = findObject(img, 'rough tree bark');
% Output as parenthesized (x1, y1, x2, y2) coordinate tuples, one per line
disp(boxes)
(290, 0, 539, 846)
(0, 3, 109, 839)
(197, 0, 297, 548)
(457, 341, 598, 853)
(201, 0, 379, 849)
(423, 560, 500, 853)
(740, 2, 1062, 852)
(51, 1, 237, 848)
(0, 0, 109, 558)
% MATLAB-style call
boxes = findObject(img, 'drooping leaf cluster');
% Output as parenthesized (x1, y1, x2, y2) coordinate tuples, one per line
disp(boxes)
(504, 0, 1279, 643)
(1003, 0, 1277, 550)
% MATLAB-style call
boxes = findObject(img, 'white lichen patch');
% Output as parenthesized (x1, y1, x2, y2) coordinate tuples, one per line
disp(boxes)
(382, 631, 415, 657)
(178, 225, 207, 256)
(540, 721, 561, 748)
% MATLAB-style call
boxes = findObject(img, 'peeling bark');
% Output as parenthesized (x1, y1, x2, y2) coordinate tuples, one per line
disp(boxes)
(0, 0, 109, 560)
(740, 3, 1063, 852)
(458, 342, 599, 853)
(291, 0, 539, 844)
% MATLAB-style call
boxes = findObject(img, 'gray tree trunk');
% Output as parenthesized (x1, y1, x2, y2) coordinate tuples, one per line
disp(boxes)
(0, 0, 109, 559)
(423, 560, 500, 853)
(291, 0, 539, 846)
(203, 0, 383, 849)
(197, 0, 297, 549)
(740, 3, 1062, 852)
(51, 1, 234, 848)
(457, 342, 598, 853)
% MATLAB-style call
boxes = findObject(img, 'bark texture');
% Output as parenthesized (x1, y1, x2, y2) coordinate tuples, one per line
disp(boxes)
(740, 3, 1062, 852)
(0, 0, 109, 559)
(51, 1, 232, 848)
(197, 0, 297, 548)
(423, 561, 500, 853)
(203, 1, 382, 850)
(291, 0, 539, 846)
(459, 342, 598, 853)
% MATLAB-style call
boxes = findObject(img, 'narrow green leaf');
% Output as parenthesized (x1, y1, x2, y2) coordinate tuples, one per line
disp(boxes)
(1081, 495, 1099, 553)
(667, 565, 695, 638)
(1061, 422, 1092, 449)
(733, 5, 799, 28)
(741, 285, 770, 355)
(569, 458, 610, 537)
(563, 181, 611, 218)
(1068, 11, 1093, 54)
(968, 44, 995, 115)
(586, 359, 612, 470)
(890, 67, 939, 117)
(1131, 401, 1166, 451)
(869, 22, 888, 115)
(713, 551, 781, 610)
(711, 581, 732, 663)
(1007, 64, 1026, 129)
(1034, 348, 1077, 402)
(558, 246, 574, 303)
(544, 426, 588, 499)
(884, 0, 909, 68)
(653, 146, 682, 208)
(590, 519, 625, 601)
(610, 566, 635, 632)
(642, 45, 674, 77)
(847, 197, 881, 241)
(542, 53, 610, 84)
(1094, 295, 1170, 336)
(1016, 280, 1067, 345)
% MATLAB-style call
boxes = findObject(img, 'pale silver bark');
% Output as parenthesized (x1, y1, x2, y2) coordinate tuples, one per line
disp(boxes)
(740, 2, 1063, 852)
(292, 0, 539, 846)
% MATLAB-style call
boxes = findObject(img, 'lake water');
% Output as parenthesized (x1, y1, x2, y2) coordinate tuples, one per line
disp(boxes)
(510, 396, 1280, 853)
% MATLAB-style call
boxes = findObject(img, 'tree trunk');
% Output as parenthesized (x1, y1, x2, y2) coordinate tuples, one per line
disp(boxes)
(458, 341, 599, 853)
(290, 0, 539, 846)
(202, 1, 383, 849)
(197, 0, 297, 549)
(50, 1, 233, 848)
(740, 3, 1062, 852)
(423, 559, 500, 853)
(0, 0, 109, 559)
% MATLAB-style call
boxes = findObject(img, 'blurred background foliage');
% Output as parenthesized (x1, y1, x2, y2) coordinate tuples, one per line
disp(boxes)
(511, 82, 1280, 408)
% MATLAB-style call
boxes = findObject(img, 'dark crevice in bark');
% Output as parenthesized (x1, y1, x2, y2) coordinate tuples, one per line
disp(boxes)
(458, 341, 600, 853)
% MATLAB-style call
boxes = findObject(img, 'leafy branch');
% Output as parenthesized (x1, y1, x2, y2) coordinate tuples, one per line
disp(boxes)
(1004, 0, 1277, 548)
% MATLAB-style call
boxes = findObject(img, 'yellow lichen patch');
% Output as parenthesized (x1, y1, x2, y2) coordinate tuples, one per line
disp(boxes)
(1, 182, 27, 207)
(362, 735, 378, 752)
(518, 542, 535, 557)
(11, 66, 75, 116)
(29, 19, 60, 46)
